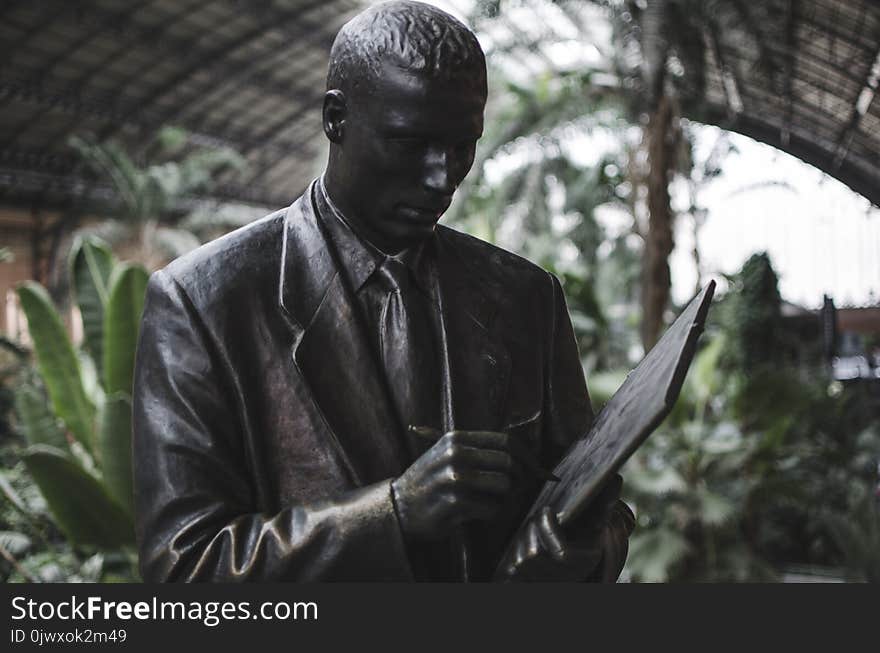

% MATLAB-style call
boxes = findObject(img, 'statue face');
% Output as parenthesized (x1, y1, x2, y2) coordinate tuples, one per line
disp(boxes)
(325, 62, 486, 253)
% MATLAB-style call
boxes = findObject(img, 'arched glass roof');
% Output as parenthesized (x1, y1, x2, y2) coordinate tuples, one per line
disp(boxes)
(0, 0, 362, 210)
(1, 0, 878, 209)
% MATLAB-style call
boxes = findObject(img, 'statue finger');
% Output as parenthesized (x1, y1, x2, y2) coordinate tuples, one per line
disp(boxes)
(447, 494, 505, 524)
(537, 508, 602, 576)
(447, 429, 510, 451)
(446, 445, 514, 473)
(536, 507, 567, 562)
(448, 469, 512, 496)
(525, 518, 542, 560)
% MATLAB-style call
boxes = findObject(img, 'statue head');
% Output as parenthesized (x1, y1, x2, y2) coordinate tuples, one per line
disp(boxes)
(322, 0, 488, 253)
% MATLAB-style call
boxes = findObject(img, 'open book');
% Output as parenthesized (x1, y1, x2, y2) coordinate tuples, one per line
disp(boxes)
(520, 279, 716, 530)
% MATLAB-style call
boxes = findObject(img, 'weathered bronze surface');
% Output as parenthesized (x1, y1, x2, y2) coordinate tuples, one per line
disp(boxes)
(132, 0, 633, 582)
(529, 281, 716, 529)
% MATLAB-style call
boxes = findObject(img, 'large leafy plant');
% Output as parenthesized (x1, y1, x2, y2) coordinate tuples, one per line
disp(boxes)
(13, 236, 147, 554)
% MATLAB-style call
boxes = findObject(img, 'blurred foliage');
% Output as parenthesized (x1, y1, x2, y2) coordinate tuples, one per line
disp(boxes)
(1, 237, 145, 582)
(0, 444, 137, 582)
(0, 338, 29, 443)
(444, 53, 645, 373)
(450, 1, 748, 373)
(458, 2, 880, 583)
(620, 255, 880, 582)
(824, 491, 880, 583)
(69, 126, 246, 270)
(719, 253, 784, 372)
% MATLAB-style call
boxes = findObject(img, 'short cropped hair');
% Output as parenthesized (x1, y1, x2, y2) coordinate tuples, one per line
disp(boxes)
(327, 1, 487, 96)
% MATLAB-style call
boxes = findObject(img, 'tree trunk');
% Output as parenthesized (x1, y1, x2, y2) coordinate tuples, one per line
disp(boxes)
(640, 93, 678, 351)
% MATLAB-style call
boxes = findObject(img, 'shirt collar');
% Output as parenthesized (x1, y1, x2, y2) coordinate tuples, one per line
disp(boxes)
(315, 175, 435, 295)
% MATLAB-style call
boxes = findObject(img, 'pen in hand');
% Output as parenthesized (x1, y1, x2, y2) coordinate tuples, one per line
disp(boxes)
(408, 425, 561, 483)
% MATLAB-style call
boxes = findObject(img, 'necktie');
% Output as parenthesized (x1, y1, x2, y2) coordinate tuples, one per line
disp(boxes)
(376, 257, 461, 581)
(375, 257, 441, 447)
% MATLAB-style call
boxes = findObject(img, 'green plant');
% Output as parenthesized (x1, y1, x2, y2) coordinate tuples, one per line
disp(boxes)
(0, 338, 29, 442)
(824, 487, 880, 583)
(69, 126, 245, 268)
(0, 443, 137, 582)
(621, 345, 780, 582)
(621, 252, 880, 582)
(10, 235, 147, 562)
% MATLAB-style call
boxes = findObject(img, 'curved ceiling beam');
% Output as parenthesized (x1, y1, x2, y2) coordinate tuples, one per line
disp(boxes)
(0, 65, 323, 156)
(832, 42, 880, 170)
(183, 57, 327, 161)
(0, 125, 314, 179)
(797, 10, 877, 53)
(717, 38, 867, 88)
(0, 79, 129, 150)
(0, 1, 86, 65)
(17, 1, 157, 89)
(10, 1, 216, 146)
(693, 104, 879, 206)
(137, 0, 356, 141)
(98, 0, 357, 141)
(160, 38, 331, 138)
(239, 122, 321, 186)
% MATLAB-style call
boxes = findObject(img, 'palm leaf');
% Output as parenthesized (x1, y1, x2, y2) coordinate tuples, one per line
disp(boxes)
(17, 282, 97, 454)
(13, 384, 68, 451)
(99, 393, 134, 516)
(103, 264, 149, 397)
(0, 472, 28, 515)
(69, 235, 116, 377)
(69, 136, 141, 218)
(22, 444, 134, 548)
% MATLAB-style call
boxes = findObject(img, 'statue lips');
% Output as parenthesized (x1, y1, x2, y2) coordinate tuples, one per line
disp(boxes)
(398, 200, 451, 222)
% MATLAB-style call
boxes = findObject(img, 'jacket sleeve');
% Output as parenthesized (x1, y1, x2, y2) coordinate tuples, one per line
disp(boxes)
(132, 270, 413, 582)
(541, 272, 595, 467)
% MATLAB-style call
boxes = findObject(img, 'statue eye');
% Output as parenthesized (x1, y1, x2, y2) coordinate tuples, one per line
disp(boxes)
(389, 136, 427, 149)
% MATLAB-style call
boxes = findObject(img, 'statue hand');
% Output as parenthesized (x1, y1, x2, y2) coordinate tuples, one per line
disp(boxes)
(496, 474, 635, 582)
(391, 430, 514, 541)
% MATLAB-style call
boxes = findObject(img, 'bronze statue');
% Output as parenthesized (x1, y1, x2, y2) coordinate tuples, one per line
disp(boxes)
(132, 0, 634, 582)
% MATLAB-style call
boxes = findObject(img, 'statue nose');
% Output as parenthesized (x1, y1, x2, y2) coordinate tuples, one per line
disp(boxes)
(423, 148, 456, 194)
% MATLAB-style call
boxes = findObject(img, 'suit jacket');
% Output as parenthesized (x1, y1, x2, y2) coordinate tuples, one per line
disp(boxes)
(132, 181, 594, 582)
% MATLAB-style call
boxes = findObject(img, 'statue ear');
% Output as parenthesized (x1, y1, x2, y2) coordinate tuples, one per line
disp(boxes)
(322, 90, 347, 143)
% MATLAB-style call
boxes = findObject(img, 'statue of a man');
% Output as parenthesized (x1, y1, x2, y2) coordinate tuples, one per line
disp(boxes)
(133, 0, 634, 582)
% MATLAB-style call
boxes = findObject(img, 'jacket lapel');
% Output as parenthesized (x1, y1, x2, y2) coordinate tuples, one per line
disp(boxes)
(436, 229, 511, 432)
(278, 184, 409, 486)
